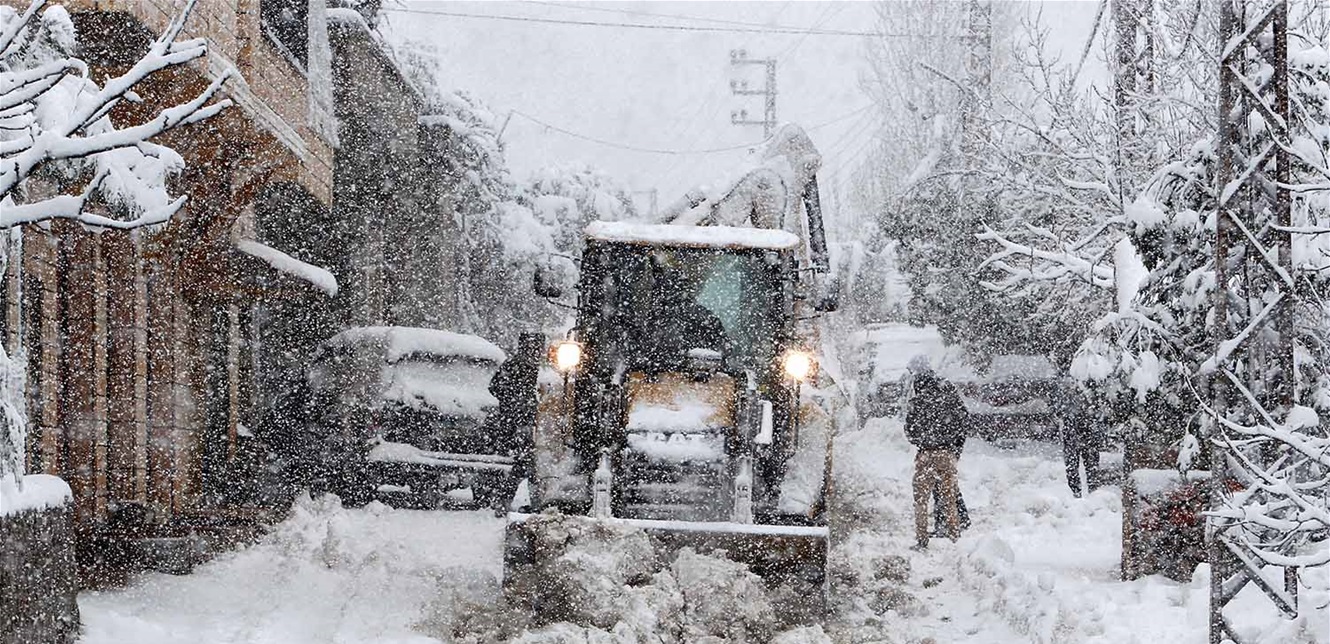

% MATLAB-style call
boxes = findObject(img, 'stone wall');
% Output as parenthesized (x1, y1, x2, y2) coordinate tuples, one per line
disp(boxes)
(0, 505, 80, 644)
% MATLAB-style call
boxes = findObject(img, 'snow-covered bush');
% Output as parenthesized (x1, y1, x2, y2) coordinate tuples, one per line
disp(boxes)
(0, 0, 227, 499)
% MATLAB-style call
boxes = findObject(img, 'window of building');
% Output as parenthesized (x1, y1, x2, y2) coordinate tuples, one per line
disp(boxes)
(261, 0, 309, 69)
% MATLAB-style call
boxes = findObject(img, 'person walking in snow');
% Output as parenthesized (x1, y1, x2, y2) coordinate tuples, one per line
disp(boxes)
(904, 355, 967, 550)
(1056, 379, 1102, 498)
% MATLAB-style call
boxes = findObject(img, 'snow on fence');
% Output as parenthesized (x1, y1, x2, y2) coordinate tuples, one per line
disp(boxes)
(0, 478, 79, 644)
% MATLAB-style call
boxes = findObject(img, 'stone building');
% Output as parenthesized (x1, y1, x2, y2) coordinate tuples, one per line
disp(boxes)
(5, 0, 499, 576)
(6, 0, 339, 560)
(324, 7, 467, 331)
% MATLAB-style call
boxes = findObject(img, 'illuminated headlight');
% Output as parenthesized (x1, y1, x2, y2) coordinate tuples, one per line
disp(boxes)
(782, 350, 815, 382)
(554, 341, 582, 372)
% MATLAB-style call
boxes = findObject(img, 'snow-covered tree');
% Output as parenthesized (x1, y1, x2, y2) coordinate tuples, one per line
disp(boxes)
(0, 0, 228, 491)
(523, 165, 638, 257)
(981, 7, 1330, 569)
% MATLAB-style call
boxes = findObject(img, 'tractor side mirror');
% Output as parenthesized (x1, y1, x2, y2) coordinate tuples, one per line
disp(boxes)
(534, 255, 578, 300)
(812, 273, 842, 313)
(533, 265, 564, 299)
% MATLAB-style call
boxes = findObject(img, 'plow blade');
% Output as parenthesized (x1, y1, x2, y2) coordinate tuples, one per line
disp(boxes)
(503, 513, 828, 624)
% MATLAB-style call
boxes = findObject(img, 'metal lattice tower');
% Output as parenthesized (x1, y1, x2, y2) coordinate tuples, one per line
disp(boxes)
(1207, 1, 1305, 641)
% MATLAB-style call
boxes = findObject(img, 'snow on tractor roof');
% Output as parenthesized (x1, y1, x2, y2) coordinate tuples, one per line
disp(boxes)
(584, 220, 800, 251)
(323, 326, 506, 364)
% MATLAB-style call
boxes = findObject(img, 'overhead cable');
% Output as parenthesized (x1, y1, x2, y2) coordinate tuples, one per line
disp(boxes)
(509, 104, 878, 156)
(379, 6, 904, 37)
(516, 0, 844, 32)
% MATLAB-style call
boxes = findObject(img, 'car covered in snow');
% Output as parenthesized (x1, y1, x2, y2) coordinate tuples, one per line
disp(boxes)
(850, 323, 971, 423)
(305, 326, 517, 507)
(963, 354, 1062, 440)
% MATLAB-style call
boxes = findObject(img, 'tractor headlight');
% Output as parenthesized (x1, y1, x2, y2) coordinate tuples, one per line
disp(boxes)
(554, 341, 582, 372)
(782, 350, 815, 382)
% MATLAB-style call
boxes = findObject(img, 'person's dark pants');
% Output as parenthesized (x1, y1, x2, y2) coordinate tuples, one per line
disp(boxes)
(1063, 423, 1101, 497)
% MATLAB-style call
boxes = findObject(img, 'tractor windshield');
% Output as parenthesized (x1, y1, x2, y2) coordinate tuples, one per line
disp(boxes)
(586, 244, 785, 374)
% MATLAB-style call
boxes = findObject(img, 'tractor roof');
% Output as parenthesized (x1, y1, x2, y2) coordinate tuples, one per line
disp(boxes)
(584, 221, 800, 252)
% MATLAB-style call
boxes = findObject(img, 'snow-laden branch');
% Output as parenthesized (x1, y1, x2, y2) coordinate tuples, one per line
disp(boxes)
(0, 0, 230, 229)
(1197, 293, 1287, 374)
(977, 225, 1117, 290)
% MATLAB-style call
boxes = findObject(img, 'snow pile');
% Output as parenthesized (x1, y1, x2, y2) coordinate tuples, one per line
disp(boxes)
(79, 494, 506, 644)
(507, 512, 658, 629)
(497, 512, 821, 644)
(0, 472, 71, 516)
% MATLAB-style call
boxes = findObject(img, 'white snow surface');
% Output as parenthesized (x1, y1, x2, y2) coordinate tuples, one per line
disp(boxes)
(624, 431, 724, 463)
(0, 472, 71, 515)
(584, 220, 800, 251)
(1114, 237, 1149, 313)
(236, 240, 339, 296)
(368, 440, 514, 472)
(78, 494, 505, 644)
(325, 326, 506, 364)
(70, 388, 1328, 644)
(382, 360, 499, 419)
(625, 396, 722, 433)
(833, 418, 1329, 644)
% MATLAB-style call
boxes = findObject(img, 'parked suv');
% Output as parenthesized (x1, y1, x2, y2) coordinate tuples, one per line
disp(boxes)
(303, 326, 518, 507)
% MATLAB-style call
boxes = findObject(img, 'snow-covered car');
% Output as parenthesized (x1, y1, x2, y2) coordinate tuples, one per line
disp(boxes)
(963, 354, 1062, 440)
(850, 323, 971, 423)
(305, 326, 516, 507)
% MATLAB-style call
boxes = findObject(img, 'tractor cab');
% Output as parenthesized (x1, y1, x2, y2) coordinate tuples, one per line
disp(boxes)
(544, 221, 819, 523)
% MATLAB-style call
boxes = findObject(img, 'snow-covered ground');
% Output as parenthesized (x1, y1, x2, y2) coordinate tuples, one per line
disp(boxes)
(834, 419, 1329, 644)
(79, 496, 505, 644)
(76, 421, 1327, 643)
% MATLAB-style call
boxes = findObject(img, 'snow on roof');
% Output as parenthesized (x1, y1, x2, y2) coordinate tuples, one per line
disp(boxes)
(236, 240, 338, 296)
(323, 326, 506, 364)
(584, 220, 799, 251)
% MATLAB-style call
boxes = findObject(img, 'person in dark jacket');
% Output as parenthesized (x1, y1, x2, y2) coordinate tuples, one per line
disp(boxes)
(487, 332, 542, 516)
(904, 355, 966, 549)
(1056, 379, 1102, 498)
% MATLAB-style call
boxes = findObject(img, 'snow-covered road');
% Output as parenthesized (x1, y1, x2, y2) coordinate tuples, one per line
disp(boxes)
(75, 421, 1326, 643)
(835, 419, 1328, 644)
(78, 497, 506, 644)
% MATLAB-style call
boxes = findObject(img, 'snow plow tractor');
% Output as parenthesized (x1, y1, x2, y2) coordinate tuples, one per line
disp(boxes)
(503, 124, 843, 625)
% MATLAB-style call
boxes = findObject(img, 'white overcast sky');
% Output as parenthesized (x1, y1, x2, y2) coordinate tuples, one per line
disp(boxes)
(382, 1, 1102, 217)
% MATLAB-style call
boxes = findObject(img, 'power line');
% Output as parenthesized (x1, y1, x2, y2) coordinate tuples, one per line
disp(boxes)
(509, 105, 879, 157)
(515, 0, 836, 32)
(378, 6, 903, 37)
(510, 111, 762, 154)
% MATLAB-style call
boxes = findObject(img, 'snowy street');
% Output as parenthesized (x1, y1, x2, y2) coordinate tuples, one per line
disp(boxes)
(78, 499, 506, 644)
(74, 420, 1328, 643)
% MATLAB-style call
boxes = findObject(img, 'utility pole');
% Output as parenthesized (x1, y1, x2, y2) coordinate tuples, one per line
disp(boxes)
(730, 49, 777, 139)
